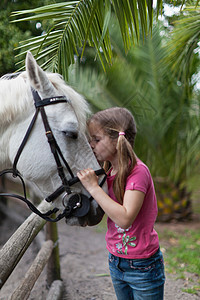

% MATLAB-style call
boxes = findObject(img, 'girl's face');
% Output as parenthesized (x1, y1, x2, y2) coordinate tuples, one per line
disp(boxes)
(88, 122, 117, 163)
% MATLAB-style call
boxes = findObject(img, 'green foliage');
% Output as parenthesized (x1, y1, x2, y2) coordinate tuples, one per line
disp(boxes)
(11, 0, 163, 80)
(0, 16, 28, 75)
(164, 4, 200, 83)
(0, 0, 59, 75)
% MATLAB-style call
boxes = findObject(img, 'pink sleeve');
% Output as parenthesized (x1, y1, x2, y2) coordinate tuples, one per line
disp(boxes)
(125, 164, 150, 194)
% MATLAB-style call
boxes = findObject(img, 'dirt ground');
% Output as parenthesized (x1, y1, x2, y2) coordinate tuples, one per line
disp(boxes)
(0, 199, 200, 300)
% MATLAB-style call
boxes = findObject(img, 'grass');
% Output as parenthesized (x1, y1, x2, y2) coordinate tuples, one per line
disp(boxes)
(157, 228, 200, 295)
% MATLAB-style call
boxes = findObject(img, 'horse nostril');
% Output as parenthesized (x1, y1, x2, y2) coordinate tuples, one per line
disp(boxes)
(63, 130, 78, 139)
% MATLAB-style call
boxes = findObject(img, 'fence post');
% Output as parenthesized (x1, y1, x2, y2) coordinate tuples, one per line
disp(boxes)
(9, 240, 54, 300)
(46, 220, 61, 287)
(0, 201, 52, 288)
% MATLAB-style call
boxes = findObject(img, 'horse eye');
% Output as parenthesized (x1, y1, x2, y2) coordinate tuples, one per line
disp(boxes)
(63, 130, 78, 139)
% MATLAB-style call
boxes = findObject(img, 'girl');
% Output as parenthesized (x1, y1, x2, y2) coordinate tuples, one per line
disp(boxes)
(77, 107, 165, 300)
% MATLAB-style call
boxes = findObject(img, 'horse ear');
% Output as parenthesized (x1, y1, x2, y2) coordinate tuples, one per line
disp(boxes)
(26, 51, 55, 94)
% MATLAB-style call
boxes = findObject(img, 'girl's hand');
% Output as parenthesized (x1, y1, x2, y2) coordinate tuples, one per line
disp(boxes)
(77, 168, 99, 194)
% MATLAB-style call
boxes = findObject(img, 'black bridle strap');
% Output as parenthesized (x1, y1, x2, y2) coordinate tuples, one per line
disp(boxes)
(31, 88, 74, 195)
(0, 167, 106, 222)
(0, 169, 28, 198)
(32, 88, 75, 181)
(40, 107, 74, 179)
(35, 96, 69, 108)
(13, 109, 39, 177)
(0, 193, 63, 222)
(45, 168, 107, 202)
(0, 169, 66, 222)
(40, 106, 73, 195)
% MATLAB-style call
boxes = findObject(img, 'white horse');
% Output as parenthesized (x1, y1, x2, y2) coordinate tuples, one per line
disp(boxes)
(0, 52, 106, 226)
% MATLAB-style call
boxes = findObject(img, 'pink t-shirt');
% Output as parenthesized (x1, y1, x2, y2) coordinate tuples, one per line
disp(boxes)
(105, 159, 159, 259)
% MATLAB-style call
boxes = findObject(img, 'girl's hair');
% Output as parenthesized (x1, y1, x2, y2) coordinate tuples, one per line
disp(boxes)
(88, 107, 137, 204)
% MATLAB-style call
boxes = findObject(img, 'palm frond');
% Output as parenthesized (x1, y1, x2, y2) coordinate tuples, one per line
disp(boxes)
(165, 5, 200, 82)
(11, 0, 162, 79)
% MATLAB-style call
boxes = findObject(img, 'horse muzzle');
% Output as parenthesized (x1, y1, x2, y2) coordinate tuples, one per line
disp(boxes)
(62, 192, 91, 218)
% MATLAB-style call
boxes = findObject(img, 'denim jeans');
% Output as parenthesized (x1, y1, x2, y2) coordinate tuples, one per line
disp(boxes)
(109, 248, 165, 300)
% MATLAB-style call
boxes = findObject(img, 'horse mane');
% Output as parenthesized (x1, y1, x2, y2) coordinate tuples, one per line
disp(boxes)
(47, 72, 90, 132)
(0, 71, 90, 131)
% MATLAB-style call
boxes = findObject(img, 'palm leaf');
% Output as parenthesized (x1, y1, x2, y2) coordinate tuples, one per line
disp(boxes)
(165, 5, 200, 82)
(11, 0, 163, 79)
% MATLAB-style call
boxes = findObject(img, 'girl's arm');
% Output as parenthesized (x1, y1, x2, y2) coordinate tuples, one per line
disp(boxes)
(77, 168, 144, 229)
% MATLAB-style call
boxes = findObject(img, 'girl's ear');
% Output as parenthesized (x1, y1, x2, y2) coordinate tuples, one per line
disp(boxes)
(113, 138, 118, 150)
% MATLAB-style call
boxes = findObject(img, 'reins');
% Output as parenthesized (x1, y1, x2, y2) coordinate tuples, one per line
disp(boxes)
(0, 88, 106, 222)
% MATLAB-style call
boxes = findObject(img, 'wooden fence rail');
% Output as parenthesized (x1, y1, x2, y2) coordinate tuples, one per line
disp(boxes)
(0, 200, 63, 299)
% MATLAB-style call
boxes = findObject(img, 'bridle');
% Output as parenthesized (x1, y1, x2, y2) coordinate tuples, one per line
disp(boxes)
(0, 87, 106, 222)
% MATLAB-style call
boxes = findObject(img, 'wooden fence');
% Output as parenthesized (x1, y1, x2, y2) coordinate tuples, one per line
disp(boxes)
(0, 200, 63, 299)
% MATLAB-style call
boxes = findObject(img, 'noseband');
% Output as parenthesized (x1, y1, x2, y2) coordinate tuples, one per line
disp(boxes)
(0, 87, 106, 222)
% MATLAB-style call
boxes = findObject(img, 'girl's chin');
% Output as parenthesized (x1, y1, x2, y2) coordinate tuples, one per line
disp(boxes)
(95, 155, 102, 163)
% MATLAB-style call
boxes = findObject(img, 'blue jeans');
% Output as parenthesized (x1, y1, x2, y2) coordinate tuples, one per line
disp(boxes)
(109, 248, 165, 300)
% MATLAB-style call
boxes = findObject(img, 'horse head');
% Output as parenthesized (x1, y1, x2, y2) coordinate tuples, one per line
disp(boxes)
(0, 52, 107, 226)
